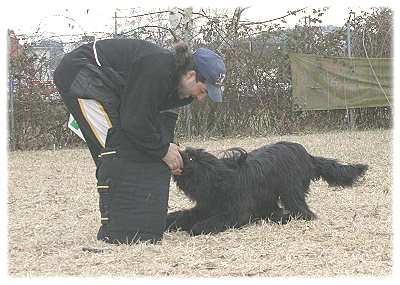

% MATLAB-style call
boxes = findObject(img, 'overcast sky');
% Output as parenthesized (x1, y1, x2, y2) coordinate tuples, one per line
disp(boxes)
(0, 1, 399, 277)
(3, 0, 397, 39)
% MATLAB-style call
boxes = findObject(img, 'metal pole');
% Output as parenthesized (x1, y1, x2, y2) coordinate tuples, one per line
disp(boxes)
(169, 7, 193, 138)
(7, 31, 16, 151)
(183, 8, 193, 138)
(346, 18, 356, 130)
(114, 11, 118, 38)
(9, 79, 16, 151)
(346, 20, 352, 57)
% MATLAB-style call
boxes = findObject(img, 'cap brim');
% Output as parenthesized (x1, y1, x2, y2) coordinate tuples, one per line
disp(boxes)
(206, 84, 223, 102)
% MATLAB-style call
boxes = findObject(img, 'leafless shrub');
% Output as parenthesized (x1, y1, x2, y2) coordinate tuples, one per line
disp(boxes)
(8, 7, 392, 149)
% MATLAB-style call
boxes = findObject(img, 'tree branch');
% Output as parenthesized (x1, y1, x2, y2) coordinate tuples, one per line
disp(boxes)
(114, 10, 171, 19)
(119, 25, 179, 42)
(240, 7, 307, 26)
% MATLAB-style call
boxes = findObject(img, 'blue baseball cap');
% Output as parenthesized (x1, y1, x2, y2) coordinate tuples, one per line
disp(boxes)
(193, 48, 226, 102)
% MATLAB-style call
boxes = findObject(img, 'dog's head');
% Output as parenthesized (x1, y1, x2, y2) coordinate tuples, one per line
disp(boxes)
(178, 147, 217, 174)
(173, 147, 223, 202)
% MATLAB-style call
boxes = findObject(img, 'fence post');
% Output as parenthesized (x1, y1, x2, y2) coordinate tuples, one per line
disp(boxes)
(7, 30, 16, 151)
(346, 15, 357, 130)
(114, 10, 118, 38)
(8, 75, 16, 151)
(169, 7, 193, 138)
(183, 7, 193, 138)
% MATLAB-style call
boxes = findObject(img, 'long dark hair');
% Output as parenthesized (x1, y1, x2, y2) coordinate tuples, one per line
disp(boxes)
(173, 41, 204, 82)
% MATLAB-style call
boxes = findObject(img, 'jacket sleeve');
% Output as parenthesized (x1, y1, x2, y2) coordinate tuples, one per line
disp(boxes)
(119, 54, 173, 159)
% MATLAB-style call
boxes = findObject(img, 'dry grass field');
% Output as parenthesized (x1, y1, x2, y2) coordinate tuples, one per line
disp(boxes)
(8, 129, 392, 277)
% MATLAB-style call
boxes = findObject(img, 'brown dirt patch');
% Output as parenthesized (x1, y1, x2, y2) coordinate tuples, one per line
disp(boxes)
(8, 129, 392, 277)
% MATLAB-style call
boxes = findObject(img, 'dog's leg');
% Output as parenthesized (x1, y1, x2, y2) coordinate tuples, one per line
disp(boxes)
(259, 198, 291, 224)
(268, 208, 291, 224)
(280, 190, 316, 221)
(190, 211, 251, 235)
(165, 208, 209, 232)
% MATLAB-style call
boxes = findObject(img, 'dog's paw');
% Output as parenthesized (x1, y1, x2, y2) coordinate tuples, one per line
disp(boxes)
(268, 208, 291, 224)
(190, 222, 214, 236)
(165, 217, 178, 231)
(190, 222, 226, 236)
(189, 225, 205, 236)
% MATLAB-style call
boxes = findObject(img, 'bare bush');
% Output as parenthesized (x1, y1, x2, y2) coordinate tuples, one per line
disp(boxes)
(7, 7, 392, 150)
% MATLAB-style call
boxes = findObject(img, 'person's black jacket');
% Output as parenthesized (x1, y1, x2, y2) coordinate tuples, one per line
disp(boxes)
(54, 39, 192, 161)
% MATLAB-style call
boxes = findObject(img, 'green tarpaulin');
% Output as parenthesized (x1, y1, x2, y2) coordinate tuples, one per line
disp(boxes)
(289, 53, 392, 111)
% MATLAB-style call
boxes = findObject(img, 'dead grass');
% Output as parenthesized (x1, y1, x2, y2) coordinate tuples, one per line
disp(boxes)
(7, 129, 392, 277)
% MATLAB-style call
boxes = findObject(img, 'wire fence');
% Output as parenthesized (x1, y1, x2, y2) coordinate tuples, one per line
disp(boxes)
(7, 7, 393, 151)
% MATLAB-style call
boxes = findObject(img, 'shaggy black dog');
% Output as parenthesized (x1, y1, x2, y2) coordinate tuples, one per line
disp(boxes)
(166, 141, 368, 235)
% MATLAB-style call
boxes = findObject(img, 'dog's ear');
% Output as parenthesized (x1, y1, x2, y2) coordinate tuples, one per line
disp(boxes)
(221, 147, 248, 165)
(181, 147, 206, 158)
(178, 147, 200, 165)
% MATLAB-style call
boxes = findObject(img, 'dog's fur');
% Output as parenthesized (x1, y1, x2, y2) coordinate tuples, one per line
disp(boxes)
(166, 141, 368, 235)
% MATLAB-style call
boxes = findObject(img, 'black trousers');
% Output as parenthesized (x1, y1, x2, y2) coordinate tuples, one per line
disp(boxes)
(96, 150, 171, 244)
(56, 64, 177, 244)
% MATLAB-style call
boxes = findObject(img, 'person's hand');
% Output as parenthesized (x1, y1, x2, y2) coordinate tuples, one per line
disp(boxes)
(162, 143, 183, 175)
(171, 168, 183, 176)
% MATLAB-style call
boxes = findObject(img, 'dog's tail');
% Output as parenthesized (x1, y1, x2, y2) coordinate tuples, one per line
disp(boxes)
(313, 156, 368, 187)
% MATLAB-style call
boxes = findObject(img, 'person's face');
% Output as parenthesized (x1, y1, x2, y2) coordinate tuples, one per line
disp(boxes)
(177, 70, 208, 102)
